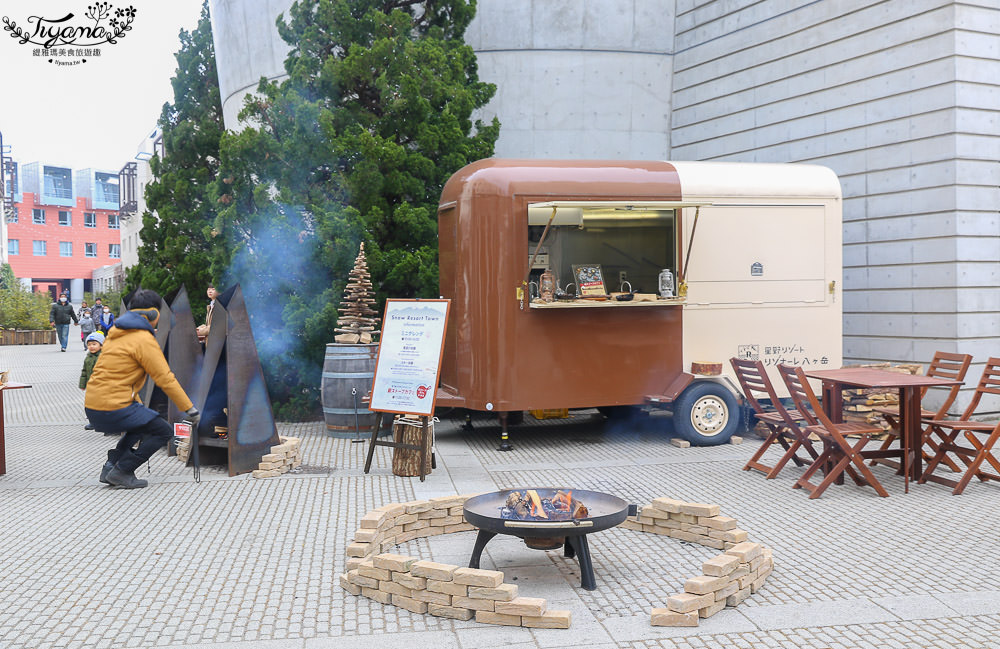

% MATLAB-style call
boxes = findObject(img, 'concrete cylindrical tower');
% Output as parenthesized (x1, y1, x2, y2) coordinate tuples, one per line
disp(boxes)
(209, 0, 294, 130)
(208, 0, 672, 160)
(466, 0, 673, 159)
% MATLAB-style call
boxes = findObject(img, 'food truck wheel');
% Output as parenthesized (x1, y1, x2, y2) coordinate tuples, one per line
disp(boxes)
(672, 382, 739, 446)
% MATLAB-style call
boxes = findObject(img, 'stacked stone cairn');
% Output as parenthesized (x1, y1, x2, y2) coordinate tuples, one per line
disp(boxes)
(251, 436, 302, 478)
(334, 243, 381, 344)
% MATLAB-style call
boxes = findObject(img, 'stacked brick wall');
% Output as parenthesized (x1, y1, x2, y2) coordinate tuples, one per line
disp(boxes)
(340, 494, 773, 629)
(339, 495, 571, 628)
(619, 497, 774, 626)
(252, 437, 302, 478)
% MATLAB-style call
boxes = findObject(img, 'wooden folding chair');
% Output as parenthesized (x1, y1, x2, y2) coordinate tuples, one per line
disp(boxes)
(920, 358, 1000, 495)
(778, 364, 889, 499)
(731, 357, 818, 478)
(870, 351, 972, 473)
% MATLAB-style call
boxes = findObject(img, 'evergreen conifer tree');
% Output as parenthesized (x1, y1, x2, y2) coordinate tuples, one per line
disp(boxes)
(214, 0, 499, 417)
(127, 0, 222, 299)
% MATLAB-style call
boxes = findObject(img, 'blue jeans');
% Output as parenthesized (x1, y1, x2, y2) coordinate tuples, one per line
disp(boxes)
(56, 324, 70, 349)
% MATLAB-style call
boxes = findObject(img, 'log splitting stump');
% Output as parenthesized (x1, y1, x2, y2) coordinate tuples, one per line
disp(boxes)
(363, 412, 430, 481)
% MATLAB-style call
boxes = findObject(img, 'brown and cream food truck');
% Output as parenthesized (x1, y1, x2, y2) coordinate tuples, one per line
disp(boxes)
(434, 159, 843, 445)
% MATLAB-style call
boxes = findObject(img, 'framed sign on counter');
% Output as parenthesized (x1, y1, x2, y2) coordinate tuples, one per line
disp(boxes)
(572, 264, 607, 297)
(369, 299, 450, 417)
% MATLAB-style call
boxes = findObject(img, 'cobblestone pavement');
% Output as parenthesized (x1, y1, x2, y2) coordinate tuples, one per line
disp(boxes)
(2, 344, 999, 649)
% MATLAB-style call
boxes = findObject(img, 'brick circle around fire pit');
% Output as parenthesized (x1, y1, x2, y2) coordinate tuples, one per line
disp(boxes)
(339, 494, 774, 629)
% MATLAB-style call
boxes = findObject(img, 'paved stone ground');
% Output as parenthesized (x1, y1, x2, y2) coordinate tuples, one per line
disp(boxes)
(2, 343, 999, 649)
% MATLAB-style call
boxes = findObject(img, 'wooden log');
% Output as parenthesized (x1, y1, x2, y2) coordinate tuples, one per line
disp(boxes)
(391, 418, 433, 477)
(691, 361, 722, 376)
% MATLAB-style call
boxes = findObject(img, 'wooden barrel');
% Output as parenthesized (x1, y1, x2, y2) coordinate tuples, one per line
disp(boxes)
(391, 418, 433, 477)
(322, 343, 380, 437)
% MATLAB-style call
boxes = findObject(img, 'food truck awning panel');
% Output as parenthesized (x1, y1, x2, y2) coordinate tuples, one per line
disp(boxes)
(527, 201, 712, 226)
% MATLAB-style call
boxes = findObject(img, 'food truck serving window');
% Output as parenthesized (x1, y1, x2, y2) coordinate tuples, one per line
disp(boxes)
(526, 200, 708, 307)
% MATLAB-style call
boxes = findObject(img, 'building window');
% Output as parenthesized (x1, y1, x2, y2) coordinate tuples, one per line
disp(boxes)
(95, 172, 119, 205)
(8, 239, 18, 255)
(32, 209, 45, 224)
(85, 242, 97, 257)
(109, 243, 121, 258)
(84, 212, 96, 228)
(32, 240, 46, 256)
(43, 166, 73, 199)
(7, 208, 17, 224)
(60, 241, 73, 257)
(59, 210, 71, 226)
(108, 213, 120, 229)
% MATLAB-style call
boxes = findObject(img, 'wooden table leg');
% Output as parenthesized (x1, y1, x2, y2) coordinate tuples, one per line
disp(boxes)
(824, 381, 844, 423)
(902, 386, 922, 492)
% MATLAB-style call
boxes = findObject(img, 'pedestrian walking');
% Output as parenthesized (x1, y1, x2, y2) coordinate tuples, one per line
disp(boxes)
(77, 300, 90, 319)
(97, 305, 115, 335)
(85, 289, 200, 489)
(49, 294, 78, 352)
(79, 309, 96, 349)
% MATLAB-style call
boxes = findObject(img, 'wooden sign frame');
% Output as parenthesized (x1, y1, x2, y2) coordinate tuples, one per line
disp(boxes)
(572, 263, 607, 297)
(369, 299, 450, 417)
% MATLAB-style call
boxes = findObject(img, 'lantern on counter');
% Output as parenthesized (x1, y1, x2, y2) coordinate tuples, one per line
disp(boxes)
(539, 269, 556, 302)
(658, 268, 675, 298)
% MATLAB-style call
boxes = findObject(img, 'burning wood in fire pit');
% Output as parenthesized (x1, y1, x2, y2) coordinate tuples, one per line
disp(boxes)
(501, 489, 589, 521)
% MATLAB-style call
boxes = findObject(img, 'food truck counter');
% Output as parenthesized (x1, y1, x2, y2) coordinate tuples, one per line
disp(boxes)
(529, 297, 685, 309)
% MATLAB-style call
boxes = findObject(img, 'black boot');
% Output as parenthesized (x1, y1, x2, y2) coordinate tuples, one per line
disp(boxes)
(99, 449, 122, 485)
(107, 451, 148, 489)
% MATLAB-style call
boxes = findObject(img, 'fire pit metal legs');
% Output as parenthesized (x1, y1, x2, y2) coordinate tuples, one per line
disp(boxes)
(468, 530, 497, 569)
(467, 529, 598, 591)
(564, 534, 596, 590)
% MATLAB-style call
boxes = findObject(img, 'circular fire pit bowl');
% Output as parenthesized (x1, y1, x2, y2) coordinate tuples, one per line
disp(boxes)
(463, 488, 631, 590)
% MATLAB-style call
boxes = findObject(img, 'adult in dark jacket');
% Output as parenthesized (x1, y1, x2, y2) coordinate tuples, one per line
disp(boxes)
(85, 289, 200, 488)
(49, 295, 78, 352)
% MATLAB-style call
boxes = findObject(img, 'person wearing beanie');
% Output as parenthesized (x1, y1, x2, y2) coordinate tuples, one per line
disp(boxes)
(84, 289, 200, 488)
(79, 331, 106, 431)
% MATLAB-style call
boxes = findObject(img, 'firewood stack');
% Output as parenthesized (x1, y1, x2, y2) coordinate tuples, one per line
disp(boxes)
(334, 243, 381, 344)
(840, 362, 924, 436)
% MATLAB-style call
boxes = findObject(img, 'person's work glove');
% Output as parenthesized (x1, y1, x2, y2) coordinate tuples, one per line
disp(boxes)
(185, 407, 201, 427)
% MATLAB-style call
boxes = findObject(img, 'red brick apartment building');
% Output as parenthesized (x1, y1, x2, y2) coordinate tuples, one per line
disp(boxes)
(5, 162, 122, 299)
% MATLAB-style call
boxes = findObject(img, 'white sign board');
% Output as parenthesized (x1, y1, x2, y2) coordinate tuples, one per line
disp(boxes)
(370, 299, 450, 416)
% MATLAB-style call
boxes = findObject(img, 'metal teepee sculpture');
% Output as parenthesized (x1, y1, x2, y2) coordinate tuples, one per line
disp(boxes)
(334, 243, 381, 344)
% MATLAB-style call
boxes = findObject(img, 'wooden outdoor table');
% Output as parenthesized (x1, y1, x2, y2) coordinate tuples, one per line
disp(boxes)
(0, 382, 33, 476)
(804, 368, 961, 493)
